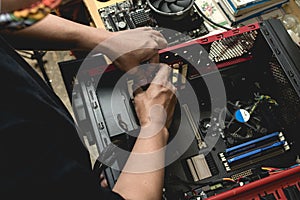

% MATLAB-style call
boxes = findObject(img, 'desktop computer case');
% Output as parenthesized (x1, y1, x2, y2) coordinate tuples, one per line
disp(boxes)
(59, 19, 300, 199)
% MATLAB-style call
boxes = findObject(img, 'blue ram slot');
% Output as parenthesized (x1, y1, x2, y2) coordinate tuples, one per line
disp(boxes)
(225, 132, 280, 154)
(227, 141, 285, 164)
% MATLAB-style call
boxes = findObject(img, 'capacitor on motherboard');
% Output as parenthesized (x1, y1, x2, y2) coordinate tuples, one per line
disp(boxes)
(116, 12, 127, 30)
(234, 109, 251, 123)
(118, 21, 127, 29)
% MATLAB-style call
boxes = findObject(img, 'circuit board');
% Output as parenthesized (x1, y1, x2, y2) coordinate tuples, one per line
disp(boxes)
(98, 0, 209, 46)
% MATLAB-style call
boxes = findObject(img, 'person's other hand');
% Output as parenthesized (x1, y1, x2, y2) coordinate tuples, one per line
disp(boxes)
(100, 172, 108, 188)
(133, 64, 177, 138)
(99, 27, 167, 72)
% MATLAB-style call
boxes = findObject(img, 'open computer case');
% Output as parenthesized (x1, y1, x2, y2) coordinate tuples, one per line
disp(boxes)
(59, 19, 300, 200)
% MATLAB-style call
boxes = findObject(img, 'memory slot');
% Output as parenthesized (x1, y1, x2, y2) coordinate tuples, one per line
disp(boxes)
(226, 137, 283, 159)
(225, 132, 281, 154)
(222, 141, 290, 171)
(227, 141, 285, 164)
(229, 148, 285, 171)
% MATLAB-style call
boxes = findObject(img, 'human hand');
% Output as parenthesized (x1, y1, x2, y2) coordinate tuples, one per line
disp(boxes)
(99, 27, 167, 72)
(100, 172, 108, 188)
(133, 64, 177, 138)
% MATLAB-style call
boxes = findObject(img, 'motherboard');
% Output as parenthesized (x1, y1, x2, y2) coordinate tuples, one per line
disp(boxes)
(98, 0, 209, 46)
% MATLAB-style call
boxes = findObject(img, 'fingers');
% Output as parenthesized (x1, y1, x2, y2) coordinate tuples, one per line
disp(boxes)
(149, 53, 159, 64)
(146, 54, 160, 78)
(129, 51, 158, 81)
(132, 63, 177, 130)
(133, 86, 144, 97)
(135, 27, 167, 49)
(133, 63, 176, 97)
(149, 64, 176, 95)
(151, 34, 168, 49)
(135, 26, 153, 31)
(100, 173, 109, 188)
(152, 64, 172, 85)
(149, 30, 168, 49)
(110, 26, 167, 73)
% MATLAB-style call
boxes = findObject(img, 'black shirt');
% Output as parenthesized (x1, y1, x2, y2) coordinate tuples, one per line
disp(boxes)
(0, 37, 124, 199)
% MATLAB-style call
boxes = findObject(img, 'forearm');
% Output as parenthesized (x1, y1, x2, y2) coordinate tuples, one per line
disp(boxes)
(1, 14, 113, 51)
(113, 127, 169, 200)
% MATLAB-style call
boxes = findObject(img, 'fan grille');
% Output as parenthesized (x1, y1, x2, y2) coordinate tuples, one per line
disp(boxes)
(147, 0, 194, 15)
(268, 57, 300, 126)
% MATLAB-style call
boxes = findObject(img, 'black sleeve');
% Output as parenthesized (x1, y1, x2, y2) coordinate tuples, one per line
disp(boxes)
(0, 119, 124, 199)
(0, 39, 124, 199)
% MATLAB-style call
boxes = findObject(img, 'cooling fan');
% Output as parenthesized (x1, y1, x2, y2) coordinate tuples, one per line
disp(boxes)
(220, 94, 279, 145)
(147, 0, 194, 16)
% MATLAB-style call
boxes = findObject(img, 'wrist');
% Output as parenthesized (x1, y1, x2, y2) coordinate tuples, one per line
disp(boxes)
(94, 30, 123, 60)
(139, 124, 169, 141)
(75, 27, 115, 52)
